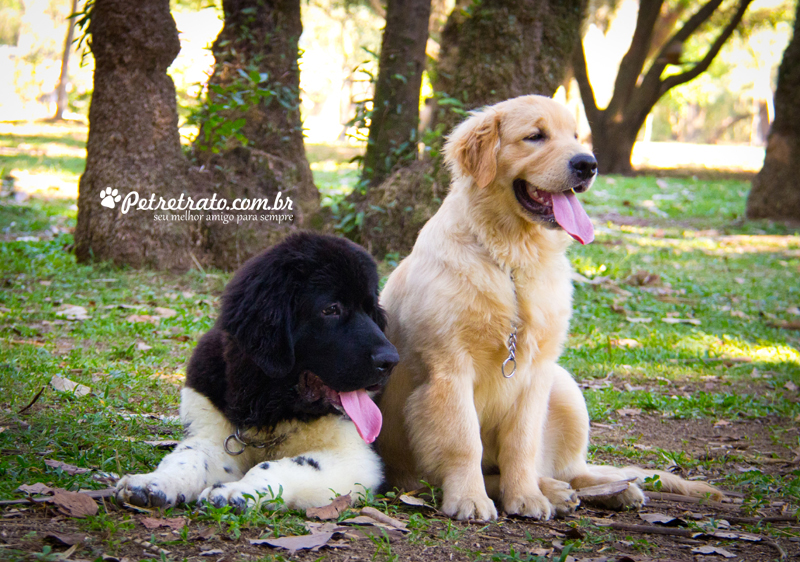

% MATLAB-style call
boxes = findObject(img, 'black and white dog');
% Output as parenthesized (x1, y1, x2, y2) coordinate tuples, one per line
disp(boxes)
(115, 233, 399, 510)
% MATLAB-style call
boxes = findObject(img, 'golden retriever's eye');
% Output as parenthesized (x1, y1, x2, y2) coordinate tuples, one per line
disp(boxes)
(322, 304, 342, 317)
(574, 133, 579, 139)
(524, 132, 546, 142)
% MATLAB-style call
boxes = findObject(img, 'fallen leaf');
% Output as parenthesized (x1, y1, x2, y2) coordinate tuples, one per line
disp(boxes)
(610, 338, 641, 349)
(50, 375, 91, 397)
(734, 277, 746, 284)
(625, 317, 652, 323)
(787, 306, 800, 316)
(55, 305, 90, 321)
(625, 270, 662, 286)
(785, 381, 798, 392)
(616, 408, 641, 417)
(135, 342, 152, 351)
(692, 545, 736, 558)
(770, 320, 800, 330)
(398, 494, 435, 509)
(661, 317, 701, 325)
(199, 550, 224, 556)
(250, 532, 336, 552)
(104, 304, 145, 310)
(126, 314, 160, 324)
(730, 310, 749, 319)
(45, 459, 90, 475)
(153, 307, 177, 318)
(45, 532, 85, 546)
(305, 494, 351, 520)
(48, 488, 98, 518)
(714, 419, 731, 427)
(360, 507, 406, 528)
(141, 517, 186, 530)
(576, 478, 636, 499)
(18, 483, 53, 495)
(639, 512, 687, 526)
(194, 527, 217, 541)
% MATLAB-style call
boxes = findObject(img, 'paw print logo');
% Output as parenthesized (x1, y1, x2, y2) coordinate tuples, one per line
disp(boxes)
(100, 188, 122, 209)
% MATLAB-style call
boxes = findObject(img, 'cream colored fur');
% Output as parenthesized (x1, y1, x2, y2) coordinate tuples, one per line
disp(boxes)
(376, 95, 721, 521)
(116, 387, 382, 510)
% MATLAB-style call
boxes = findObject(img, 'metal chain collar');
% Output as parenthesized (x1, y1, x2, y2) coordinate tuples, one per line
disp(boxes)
(224, 427, 288, 456)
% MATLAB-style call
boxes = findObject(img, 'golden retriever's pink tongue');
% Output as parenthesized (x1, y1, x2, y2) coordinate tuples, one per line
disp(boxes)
(339, 390, 382, 443)
(552, 191, 594, 244)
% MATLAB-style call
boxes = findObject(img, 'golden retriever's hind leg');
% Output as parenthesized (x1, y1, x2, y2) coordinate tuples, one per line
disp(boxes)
(570, 467, 646, 510)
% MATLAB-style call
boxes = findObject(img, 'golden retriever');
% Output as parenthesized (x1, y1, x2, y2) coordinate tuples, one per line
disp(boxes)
(376, 95, 720, 521)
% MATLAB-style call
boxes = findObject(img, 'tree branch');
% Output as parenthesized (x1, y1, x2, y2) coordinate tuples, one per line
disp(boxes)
(571, 37, 601, 127)
(660, 0, 753, 94)
(606, 0, 664, 115)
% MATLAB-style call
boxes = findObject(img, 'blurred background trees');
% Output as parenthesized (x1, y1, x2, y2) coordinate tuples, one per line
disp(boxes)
(0, 0, 796, 266)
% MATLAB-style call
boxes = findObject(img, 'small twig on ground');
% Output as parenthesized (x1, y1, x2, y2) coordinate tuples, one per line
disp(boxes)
(17, 386, 45, 414)
(763, 538, 788, 560)
(645, 491, 735, 509)
(724, 514, 799, 524)
(188, 251, 205, 275)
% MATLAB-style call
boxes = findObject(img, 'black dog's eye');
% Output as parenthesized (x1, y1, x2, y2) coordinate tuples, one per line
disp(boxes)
(524, 132, 546, 142)
(321, 304, 342, 317)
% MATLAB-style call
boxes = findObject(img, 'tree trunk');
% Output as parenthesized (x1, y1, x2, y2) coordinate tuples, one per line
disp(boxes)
(75, 0, 196, 270)
(358, 0, 586, 258)
(191, 0, 319, 270)
(747, 3, 800, 220)
(54, 0, 78, 121)
(435, 0, 586, 133)
(573, 0, 754, 175)
(360, 0, 432, 188)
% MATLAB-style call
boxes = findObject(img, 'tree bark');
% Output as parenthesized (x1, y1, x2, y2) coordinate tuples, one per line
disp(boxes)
(360, 0, 432, 188)
(75, 0, 195, 269)
(747, 2, 800, 220)
(359, 0, 586, 258)
(191, 0, 319, 269)
(54, 0, 78, 121)
(573, 0, 754, 174)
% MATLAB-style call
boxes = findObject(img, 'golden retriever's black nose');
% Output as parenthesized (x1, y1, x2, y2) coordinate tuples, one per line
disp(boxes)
(569, 154, 598, 183)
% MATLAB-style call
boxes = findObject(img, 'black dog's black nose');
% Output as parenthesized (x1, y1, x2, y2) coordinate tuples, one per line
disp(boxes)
(569, 153, 598, 182)
(372, 349, 399, 374)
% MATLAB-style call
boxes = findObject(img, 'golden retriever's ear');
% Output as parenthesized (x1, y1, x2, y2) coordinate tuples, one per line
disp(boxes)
(444, 110, 500, 188)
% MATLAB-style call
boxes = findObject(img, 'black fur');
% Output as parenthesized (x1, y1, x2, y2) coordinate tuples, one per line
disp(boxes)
(185, 232, 398, 430)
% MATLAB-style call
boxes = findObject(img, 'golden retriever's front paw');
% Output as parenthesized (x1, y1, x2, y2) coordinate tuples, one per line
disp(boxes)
(502, 490, 554, 520)
(539, 477, 580, 518)
(442, 491, 498, 521)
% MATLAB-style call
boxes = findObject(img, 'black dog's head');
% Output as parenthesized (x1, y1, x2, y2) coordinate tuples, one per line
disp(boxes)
(218, 232, 398, 442)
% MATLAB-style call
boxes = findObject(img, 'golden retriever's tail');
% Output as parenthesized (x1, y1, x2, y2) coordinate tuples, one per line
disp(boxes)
(589, 464, 724, 501)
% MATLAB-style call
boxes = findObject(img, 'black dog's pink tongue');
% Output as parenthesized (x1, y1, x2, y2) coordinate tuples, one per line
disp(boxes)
(552, 190, 594, 245)
(339, 390, 382, 443)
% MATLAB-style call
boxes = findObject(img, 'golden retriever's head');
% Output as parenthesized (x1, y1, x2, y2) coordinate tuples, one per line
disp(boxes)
(444, 95, 596, 244)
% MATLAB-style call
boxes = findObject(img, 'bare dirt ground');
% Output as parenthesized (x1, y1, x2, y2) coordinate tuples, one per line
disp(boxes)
(2, 415, 798, 562)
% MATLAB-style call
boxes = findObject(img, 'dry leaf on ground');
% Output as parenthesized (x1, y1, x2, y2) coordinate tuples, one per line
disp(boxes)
(785, 381, 798, 392)
(250, 532, 336, 553)
(55, 305, 90, 321)
(610, 338, 641, 349)
(141, 517, 186, 530)
(44, 532, 85, 546)
(153, 307, 177, 318)
(639, 512, 687, 526)
(126, 314, 160, 324)
(397, 494, 435, 510)
(691, 545, 736, 558)
(45, 459, 90, 475)
(18, 483, 53, 495)
(48, 489, 98, 518)
(616, 408, 641, 417)
(135, 342, 152, 351)
(661, 317, 701, 325)
(50, 375, 91, 397)
(305, 493, 351, 520)
(626, 317, 652, 323)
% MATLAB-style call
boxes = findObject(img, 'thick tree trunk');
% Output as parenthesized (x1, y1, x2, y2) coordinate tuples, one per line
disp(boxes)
(435, 0, 585, 132)
(75, 0, 195, 269)
(746, 3, 800, 220)
(192, 0, 319, 269)
(573, 0, 753, 175)
(358, 0, 586, 258)
(360, 0, 432, 188)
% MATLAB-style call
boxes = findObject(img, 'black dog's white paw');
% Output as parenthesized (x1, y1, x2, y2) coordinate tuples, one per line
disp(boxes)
(115, 474, 184, 508)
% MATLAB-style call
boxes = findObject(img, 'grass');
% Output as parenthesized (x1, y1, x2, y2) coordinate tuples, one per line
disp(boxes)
(0, 123, 798, 560)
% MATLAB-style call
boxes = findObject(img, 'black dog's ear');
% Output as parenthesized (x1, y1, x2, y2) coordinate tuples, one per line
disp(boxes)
(218, 266, 295, 378)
